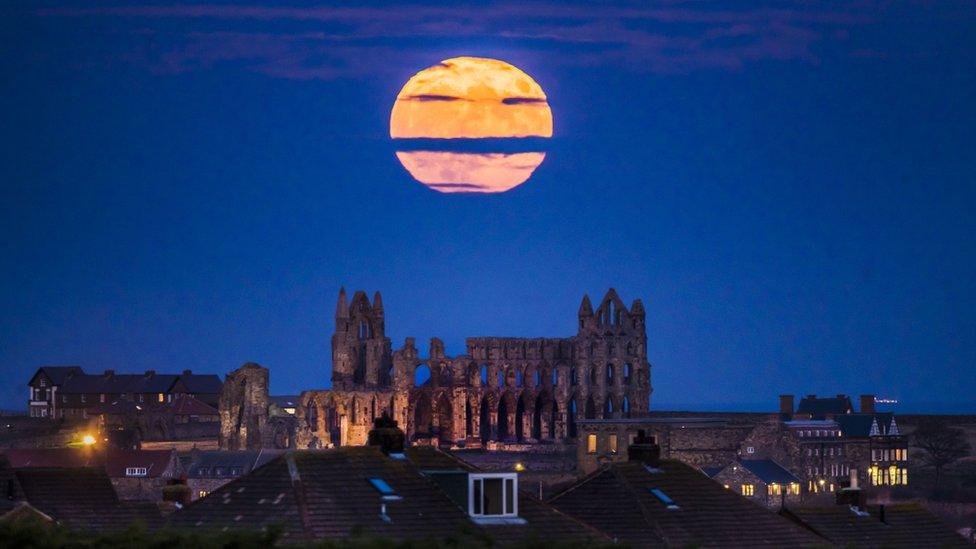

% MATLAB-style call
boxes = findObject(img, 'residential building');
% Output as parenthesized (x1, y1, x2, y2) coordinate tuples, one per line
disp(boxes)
(548, 434, 825, 547)
(703, 458, 802, 508)
(184, 449, 284, 500)
(26, 366, 222, 421)
(0, 456, 163, 532)
(171, 445, 609, 544)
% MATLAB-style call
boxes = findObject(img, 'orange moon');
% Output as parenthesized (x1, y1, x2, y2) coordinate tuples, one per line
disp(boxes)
(390, 57, 552, 193)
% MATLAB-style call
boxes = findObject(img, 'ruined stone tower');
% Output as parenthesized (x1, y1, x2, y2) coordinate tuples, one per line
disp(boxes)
(220, 288, 652, 450)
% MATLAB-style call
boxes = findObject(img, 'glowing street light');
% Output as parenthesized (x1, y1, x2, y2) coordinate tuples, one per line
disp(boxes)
(514, 462, 526, 472)
(82, 434, 96, 446)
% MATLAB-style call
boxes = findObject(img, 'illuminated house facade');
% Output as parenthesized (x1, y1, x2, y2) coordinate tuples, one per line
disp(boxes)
(779, 394, 908, 495)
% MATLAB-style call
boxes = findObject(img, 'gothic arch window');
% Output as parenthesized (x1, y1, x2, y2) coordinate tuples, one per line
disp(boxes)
(624, 363, 632, 384)
(623, 396, 631, 418)
(589, 366, 597, 386)
(497, 368, 505, 389)
(605, 395, 614, 417)
(570, 367, 577, 386)
(607, 363, 614, 384)
(516, 369, 523, 387)
(533, 369, 541, 387)
(552, 369, 558, 386)
(480, 364, 489, 386)
(414, 364, 431, 388)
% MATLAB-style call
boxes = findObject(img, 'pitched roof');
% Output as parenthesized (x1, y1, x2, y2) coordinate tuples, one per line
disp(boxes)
(173, 373, 222, 394)
(835, 413, 897, 438)
(104, 449, 178, 478)
(172, 446, 606, 544)
(783, 504, 968, 548)
(737, 459, 801, 484)
(185, 449, 285, 478)
(796, 395, 852, 418)
(1, 448, 104, 469)
(164, 394, 218, 416)
(14, 467, 163, 531)
(31, 366, 83, 386)
(549, 459, 825, 548)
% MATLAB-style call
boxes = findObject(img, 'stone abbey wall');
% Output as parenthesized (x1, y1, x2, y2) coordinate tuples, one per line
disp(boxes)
(220, 288, 653, 450)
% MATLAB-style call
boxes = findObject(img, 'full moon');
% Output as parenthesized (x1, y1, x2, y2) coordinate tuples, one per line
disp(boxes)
(390, 57, 552, 193)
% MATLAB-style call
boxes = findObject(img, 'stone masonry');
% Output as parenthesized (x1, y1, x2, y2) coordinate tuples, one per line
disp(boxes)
(220, 288, 652, 450)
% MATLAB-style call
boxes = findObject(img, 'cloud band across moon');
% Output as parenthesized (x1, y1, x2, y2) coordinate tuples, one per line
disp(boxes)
(390, 57, 552, 193)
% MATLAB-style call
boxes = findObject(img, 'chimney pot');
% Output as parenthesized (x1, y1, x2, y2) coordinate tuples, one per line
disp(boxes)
(182, 369, 192, 376)
(779, 395, 795, 416)
(627, 430, 661, 467)
(104, 370, 115, 377)
(145, 370, 156, 377)
(860, 395, 876, 414)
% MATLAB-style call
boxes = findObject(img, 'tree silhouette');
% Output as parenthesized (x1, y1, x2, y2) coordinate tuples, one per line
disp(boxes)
(913, 421, 971, 491)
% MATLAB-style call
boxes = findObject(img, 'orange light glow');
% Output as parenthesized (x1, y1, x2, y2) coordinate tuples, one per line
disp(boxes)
(395, 151, 546, 193)
(390, 57, 552, 139)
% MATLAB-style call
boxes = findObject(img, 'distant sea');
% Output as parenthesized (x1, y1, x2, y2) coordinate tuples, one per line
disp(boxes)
(654, 401, 976, 415)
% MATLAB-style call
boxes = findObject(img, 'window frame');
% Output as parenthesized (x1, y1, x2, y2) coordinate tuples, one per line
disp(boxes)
(468, 473, 519, 520)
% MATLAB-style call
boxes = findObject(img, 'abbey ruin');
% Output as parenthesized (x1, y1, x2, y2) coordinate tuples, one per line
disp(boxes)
(219, 288, 652, 450)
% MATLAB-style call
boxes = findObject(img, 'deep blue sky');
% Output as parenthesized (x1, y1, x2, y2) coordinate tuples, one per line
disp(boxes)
(2, 1, 975, 413)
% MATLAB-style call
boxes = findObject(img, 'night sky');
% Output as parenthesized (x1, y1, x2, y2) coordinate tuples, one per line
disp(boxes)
(2, 1, 975, 413)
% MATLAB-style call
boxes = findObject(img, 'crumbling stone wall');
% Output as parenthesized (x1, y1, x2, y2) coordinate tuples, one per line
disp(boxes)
(220, 288, 653, 450)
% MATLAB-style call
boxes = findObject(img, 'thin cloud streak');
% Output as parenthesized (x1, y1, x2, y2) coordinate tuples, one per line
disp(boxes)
(30, 2, 922, 80)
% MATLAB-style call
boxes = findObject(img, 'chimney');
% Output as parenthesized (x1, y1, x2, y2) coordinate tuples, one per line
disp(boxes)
(367, 413, 405, 454)
(835, 468, 867, 508)
(627, 430, 661, 467)
(779, 395, 794, 416)
(145, 370, 156, 377)
(182, 369, 192, 376)
(860, 394, 875, 414)
(103, 369, 115, 377)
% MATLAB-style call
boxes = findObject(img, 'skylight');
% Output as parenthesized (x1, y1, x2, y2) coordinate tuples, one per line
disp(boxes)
(649, 488, 679, 510)
(367, 478, 401, 501)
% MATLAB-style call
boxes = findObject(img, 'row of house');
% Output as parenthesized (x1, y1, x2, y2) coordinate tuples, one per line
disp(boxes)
(1, 418, 966, 547)
(27, 366, 222, 420)
(576, 393, 911, 508)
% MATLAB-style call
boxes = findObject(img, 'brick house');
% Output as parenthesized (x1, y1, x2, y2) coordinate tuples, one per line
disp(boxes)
(26, 366, 222, 423)
(184, 449, 284, 500)
(1, 447, 183, 501)
(26, 366, 82, 418)
(704, 458, 802, 508)
(172, 446, 609, 544)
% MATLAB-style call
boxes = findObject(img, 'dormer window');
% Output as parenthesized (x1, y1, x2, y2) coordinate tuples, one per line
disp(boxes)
(125, 467, 148, 477)
(468, 473, 520, 523)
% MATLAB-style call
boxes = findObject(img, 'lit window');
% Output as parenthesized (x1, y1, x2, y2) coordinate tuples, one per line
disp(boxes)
(198, 490, 209, 499)
(587, 434, 597, 454)
(469, 473, 518, 520)
(100, 394, 105, 403)
(746, 446, 755, 454)
(158, 393, 165, 403)
(768, 483, 782, 496)
(125, 467, 148, 477)
(723, 484, 730, 489)
(81, 394, 86, 403)
(741, 484, 754, 496)
(649, 488, 679, 510)
(367, 477, 401, 501)
(609, 434, 618, 454)
(788, 483, 800, 495)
